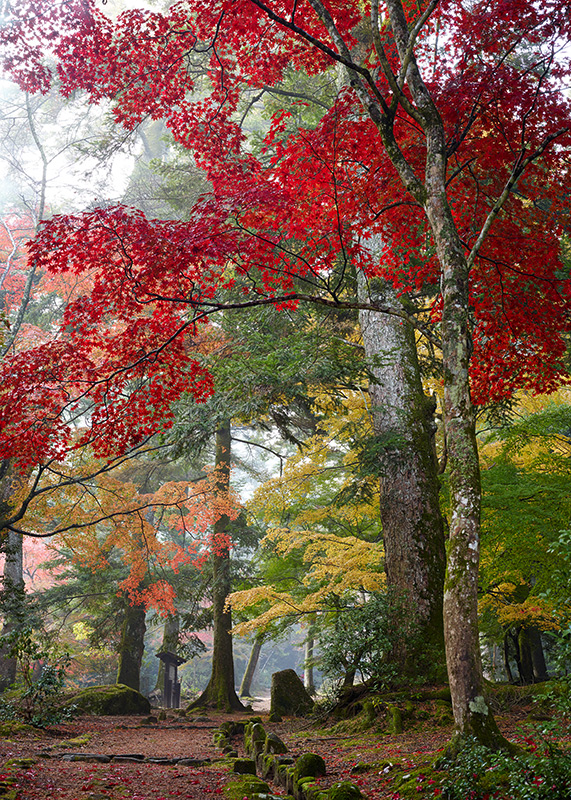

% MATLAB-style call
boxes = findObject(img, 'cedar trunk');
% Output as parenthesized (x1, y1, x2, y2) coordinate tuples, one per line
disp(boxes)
(190, 423, 244, 712)
(116, 598, 146, 692)
(0, 461, 26, 692)
(358, 275, 446, 679)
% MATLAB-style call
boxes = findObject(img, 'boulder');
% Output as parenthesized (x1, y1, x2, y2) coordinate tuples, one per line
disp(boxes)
(270, 669, 314, 717)
(293, 752, 326, 781)
(66, 684, 151, 716)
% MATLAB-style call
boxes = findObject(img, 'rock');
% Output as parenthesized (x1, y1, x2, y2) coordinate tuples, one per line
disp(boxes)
(270, 669, 314, 717)
(231, 758, 257, 775)
(112, 756, 144, 763)
(66, 684, 151, 716)
(328, 781, 364, 799)
(61, 753, 111, 763)
(223, 776, 270, 799)
(178, 758, 211, 766)
(264, 732, 288, 754)
(293, 752, 326, 780)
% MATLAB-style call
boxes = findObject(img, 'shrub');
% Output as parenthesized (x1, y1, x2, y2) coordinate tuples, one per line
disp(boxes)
(436, 737, 571, 800)
(0, 624, 75, 727)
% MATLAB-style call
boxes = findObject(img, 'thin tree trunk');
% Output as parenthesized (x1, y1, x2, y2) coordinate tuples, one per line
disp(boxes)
(190, 423, 244, 712)
(116, 598, 146, 692)
(358, 272, 446, 679)
(304, 614, 316, 695)
(430, 202, 508, 749)
(239, 633, 263, 698)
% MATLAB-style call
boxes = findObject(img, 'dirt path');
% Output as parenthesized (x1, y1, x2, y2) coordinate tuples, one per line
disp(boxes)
(0, 707, 534, 799)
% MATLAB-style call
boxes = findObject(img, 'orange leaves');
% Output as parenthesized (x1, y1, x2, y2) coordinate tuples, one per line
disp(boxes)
(31, 454, 242, 614)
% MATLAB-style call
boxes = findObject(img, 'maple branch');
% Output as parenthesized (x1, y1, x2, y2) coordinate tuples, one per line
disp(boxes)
(369, 0, 421, 124)
(248, 0, 391, 116)
(395, 0, 439, 95)
(261, 84, 330, 111)
(0, 219, 17, 292)
(0, 440, 169, 533)
(0, 95, 48, 358)
(466, 127, 570, 271)
(231, 436, 286, 474)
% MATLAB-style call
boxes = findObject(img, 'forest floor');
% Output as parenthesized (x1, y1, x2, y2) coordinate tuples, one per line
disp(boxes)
(0, 701, 561, 800)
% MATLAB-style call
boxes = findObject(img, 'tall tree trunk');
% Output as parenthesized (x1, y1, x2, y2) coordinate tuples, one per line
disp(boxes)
(116, 598, 146, 692)
(304, 614, 316, 695)
(529, 627, 549, 683)
(503, 634, 514, 684)
(190, 423, 244, 712)
(0, 460, 26, 692)
(358, 273, 446, 680)
(517, 627, 535, 684)
(154, 612, 180, 701)
(239, 633, 263, 698)
(429, 202, 508, 749)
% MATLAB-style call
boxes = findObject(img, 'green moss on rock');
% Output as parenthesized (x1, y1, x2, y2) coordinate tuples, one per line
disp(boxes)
(223, 776, 270, 799)
(231, 758, 257, 775)
(328, 782, 364, 800)
(271, 669, 314, 717)
(294, 752, 326, 781)
(66, 684, 151, 715)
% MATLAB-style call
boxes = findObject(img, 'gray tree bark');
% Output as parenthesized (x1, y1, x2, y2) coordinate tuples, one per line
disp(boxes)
(239, 633, 263, 698)
(303, 614, 317, 695)
(358, 273, 446, 679)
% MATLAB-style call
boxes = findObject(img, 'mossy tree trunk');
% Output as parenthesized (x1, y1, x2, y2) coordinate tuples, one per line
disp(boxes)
(190, 423, 244, 712)
(432, 205, 508, 749)
(0, 460, 26, 692)
(529, 627, 549, 683)
(358, 273, 446, 680)
(304, 0, 511, 749)
(116, 597, 146, 692)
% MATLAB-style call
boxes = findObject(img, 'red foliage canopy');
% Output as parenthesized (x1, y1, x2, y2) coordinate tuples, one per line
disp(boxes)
(1, 0, 570, 468)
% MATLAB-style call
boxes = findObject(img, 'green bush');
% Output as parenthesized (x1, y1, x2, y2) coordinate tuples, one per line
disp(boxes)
(436, 737, 571, 800)
(0, 624, 75, 727)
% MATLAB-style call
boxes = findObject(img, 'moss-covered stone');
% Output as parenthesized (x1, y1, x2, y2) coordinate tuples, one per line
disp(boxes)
(0, 721, 35, 737)
(231, 758, 256, 775)
(328, 782, 363, 800)
(4, 757, 37, 769)
(387, 705, 403, 734)
(293, 753, 326, 781)
(62, 733, 92, 747)
(265, 731, 288, 754)
(223, 776, 270, 799)
(66, 684, 151, 715)
(271, 669, 314, 717)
